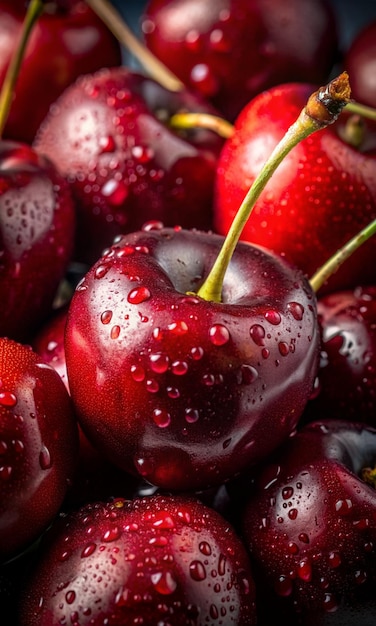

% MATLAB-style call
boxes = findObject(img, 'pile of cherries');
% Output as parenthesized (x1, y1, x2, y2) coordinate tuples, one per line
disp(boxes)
(1, 1, 376, 624)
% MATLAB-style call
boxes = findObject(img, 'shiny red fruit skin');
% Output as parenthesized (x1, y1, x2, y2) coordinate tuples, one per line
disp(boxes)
(64, 226, 320, 492)
(0, 0, 122, 144)
(20, 494, 257, 625)
(0, 141, 76, 341)
(345, 20, 376, 109)
(34, 67, 224, 265)
(0, 338, 78, 562)
(142, 0, 338, 121)
(241, 420, 376, 619)
(214, 83, 376, 294)
(303, 285, 376, 426)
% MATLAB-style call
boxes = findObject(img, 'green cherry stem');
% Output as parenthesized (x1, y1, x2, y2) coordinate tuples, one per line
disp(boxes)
(309, 218, 376, 293)
(0, 0, 44, 137)
(345, 100, 376, 122)
(197, 72, 352, 303)
(169, 112, 235, 139)
(85, 0, 184, 92)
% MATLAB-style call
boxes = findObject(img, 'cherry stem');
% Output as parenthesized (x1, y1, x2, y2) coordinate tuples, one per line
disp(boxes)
(309, 218, 376, 293)
(196, 72, 352, 303)
(345, 100, 376, 122)
(169, 112, 235, 139)
(0, 0, 44, 138)
(85, 0, 184, 92)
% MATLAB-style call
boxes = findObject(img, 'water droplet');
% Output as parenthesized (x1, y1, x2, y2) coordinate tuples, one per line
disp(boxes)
(0, 466, 12, 480)
(298, 559, 312, 582)
(282, 487, 294, 500)
(190, 346, 204, 360)
(39, 445, 52, 470)
(250, 324, 265, 346)
(199, 541, 212, 556)
(167, 387, 180, 399)
(262, 348, 270, 359)
(101, 178, 128, 205)
(81, 543, 96, 558)
(185, 408, 199, 423)
(288, 508, 298, 520)
(132, 145, 154, 163)
(94, 264, 109, 280)
(218, 554, 226, 576)
(287, 302, 304, 321)
(131, 364, 145, 382)
(146, 379, 159, 393)
(98, 135, 116, 153)
(264, 310, 282, 325)
(151, 571, 177, 595)
(0, 391, 17, 407)
(190, 63, 218, 97)
(149, 353, 169, 374)
(110, 325, 121, 339)
(152, 408, 171, 428)
(168, 320, 188, 335)
(65, 590, 76, 605)
(299, 533, 310, 544)
(171, 360, 188, 376)
(189, 560, 207, 581)
(101, 310, 113, 325)
(275, 575, 293, 597)
(335, 499, 353, 515)
(209, 324, 230, 346)
(328, 552, 341, 568)
(278, 342, 290, 356)
(239, 364, 258, 384)
(102, 527, 120, 542)
(209, 604, 219, 620)
(128, 286, 151, 304)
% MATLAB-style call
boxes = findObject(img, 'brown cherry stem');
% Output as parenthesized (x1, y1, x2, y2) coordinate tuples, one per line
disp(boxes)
(196, 72, 352, 303)
(309, 218, 376, 293)
(0, 0, 44, 138)
(85, 0, 184, 92)
(169, 112, 235, 139)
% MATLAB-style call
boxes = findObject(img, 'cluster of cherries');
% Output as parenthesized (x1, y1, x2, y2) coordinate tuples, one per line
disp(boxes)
(1, 1, 376, 624)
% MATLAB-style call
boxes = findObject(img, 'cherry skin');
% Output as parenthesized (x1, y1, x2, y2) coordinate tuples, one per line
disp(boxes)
(0, 140, 76, 341)
(19, 494, 257, 625)
(141, 0, 339, 121)
(0, 337, 78, 562)
(34, 67, 224, 265)
(0, 0, 122, 144)
(302, 285, 376, 426)
(64, 224, 320, 492)
(240, 420, 376, 622)
(214, 83, 376, 294)
(345, 20, 376, 109)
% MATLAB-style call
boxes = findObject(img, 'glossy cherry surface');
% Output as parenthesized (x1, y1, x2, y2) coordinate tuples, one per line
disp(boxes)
(64, 225, 320, 492)
(214, 82, 376, 294)
(0, 140, 75, 341)
(141, 0, 338, 121)
(20, 494, 257, 625)
(0, 0, 122, 143)
(34, 67, 224, 265)
(0, 337, 78, 562)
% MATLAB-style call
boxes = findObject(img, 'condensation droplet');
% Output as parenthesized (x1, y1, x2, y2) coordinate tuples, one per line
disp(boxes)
(128, 286, 151, 304)
(189, 560, 207, 581)
(39, 445, 52, 470)
(209, 324, 230, 346)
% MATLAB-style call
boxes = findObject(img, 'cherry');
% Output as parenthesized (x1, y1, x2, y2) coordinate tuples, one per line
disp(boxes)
(33, 66, 225, 265)
(302, 285, 376, 426)
(0, 140, 76, 341)
(214, 82, 376, 294)
(345, 20, 376, 110)
(0, 0, 122, 144)
(19, 494, 257, 625)
(240, 420, 376, 623)
(0, 337, 78, 562)
(140, 0, 339, 122)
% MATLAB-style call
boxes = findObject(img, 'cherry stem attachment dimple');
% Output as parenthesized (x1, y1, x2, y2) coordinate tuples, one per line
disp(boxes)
(85, 0, 184, 92)
(196, 72, 352, 303)
(169, 112, 235, 139)
(309, 218, 376, 293)
(0, 0, 44, 138)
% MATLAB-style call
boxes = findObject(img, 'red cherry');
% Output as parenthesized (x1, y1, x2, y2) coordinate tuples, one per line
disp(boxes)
(0, 140, 75, 341)
(64, 226, 320, 492)
(0, 0, 122, 144)
(0, 337, 78, 561)
(302, 285, 376, 426)
(20, 494, 257, 625)
(33, 67, 224, 264)
(345, 20, 376, 110)
(214, 82, 376, 294)
(141, 0, 339, 121)
(240, 420, 376, 621)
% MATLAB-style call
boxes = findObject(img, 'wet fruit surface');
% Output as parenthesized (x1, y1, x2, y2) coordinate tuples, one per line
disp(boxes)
(65, 225, 320, 491)
(20, 495, 257, 625)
